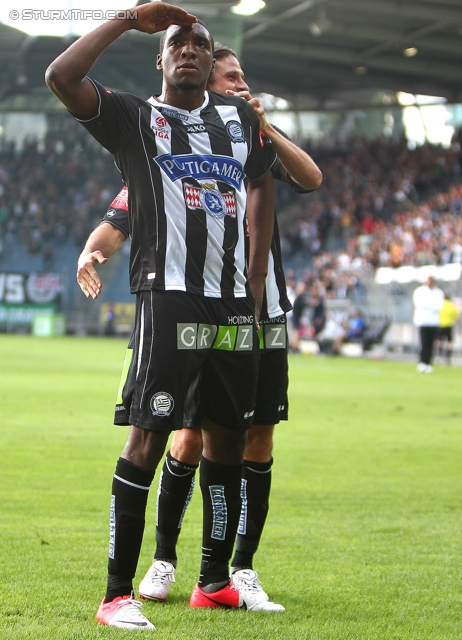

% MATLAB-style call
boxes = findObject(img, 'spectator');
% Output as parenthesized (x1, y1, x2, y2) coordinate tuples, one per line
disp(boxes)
(290, 281, 311, 352)
(104, 301, 116, 337)
(316, 311, 347, 355)
(311, 293, 326, 337)
(346, 308, 366, 341)
(436, 293, 460, 365)
(413, 276, 445, 373)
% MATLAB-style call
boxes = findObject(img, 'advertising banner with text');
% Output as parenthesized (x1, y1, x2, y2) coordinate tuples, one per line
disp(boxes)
(0, 272, 63, 326)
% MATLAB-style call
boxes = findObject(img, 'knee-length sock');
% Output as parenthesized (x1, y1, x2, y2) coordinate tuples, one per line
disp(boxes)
(199, 456, 242, 588)
(105, 457, 154, 602)
(154, 450, 198, 564)
(231, 458, 273, 571)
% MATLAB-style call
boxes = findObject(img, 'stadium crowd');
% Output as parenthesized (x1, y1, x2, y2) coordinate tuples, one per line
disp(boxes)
(278, 133, 462, 262)
(1, 120, 461, 294)
(0, 121, 121, 261)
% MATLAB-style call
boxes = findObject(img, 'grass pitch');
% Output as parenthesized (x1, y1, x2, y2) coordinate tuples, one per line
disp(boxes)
(1, 335, 461, 639)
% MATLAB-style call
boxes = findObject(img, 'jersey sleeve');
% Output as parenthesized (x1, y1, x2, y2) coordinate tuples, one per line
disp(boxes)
(73, 78, 138, 154)
(101, 186, 130, 238)
(242, 102, 277, 181)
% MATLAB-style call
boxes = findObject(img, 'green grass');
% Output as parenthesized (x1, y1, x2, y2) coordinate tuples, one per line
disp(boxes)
(1, 335, 461, 639)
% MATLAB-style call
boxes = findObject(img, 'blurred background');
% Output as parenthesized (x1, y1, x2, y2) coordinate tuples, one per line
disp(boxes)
(0, 0, 461, 357)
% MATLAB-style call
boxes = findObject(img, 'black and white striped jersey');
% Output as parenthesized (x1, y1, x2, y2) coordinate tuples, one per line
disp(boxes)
(102, 156, 313, 320)
(77, 79, 276, 298)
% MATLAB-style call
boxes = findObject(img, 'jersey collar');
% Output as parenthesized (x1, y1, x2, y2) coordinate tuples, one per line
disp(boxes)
(147, 91, 210, 118)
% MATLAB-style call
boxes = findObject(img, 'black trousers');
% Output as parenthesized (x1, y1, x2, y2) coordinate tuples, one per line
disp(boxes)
(419, 326, 439, 365)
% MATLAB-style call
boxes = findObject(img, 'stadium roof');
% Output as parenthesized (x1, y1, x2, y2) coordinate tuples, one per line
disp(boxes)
(1, 0, 462, 111)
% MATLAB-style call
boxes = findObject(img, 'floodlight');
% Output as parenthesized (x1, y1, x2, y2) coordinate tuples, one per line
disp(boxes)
(231, 0, 266, 16)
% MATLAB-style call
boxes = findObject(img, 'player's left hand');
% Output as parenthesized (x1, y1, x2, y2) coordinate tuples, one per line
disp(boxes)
(226, 90, 269, 129)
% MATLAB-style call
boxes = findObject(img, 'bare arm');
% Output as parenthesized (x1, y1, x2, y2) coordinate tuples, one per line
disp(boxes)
(259, 121, 322, 190)
(228, 90, 322, 190)
(45, 3, 197, 119)
(246, 171, 275, 324)
(77, 223, 125, 299)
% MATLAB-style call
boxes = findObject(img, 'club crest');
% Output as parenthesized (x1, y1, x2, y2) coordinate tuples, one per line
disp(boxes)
(226, 120, 245, 143)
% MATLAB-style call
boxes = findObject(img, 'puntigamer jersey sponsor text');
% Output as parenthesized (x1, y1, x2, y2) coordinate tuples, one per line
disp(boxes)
(77, 80, 276, 298)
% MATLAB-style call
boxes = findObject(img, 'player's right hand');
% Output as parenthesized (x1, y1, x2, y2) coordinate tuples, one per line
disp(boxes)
(76, 251, 107, 299)
(128, 2, 197, 35)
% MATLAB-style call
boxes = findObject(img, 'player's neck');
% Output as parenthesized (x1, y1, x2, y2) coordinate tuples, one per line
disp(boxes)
(157, 86, 206, 112)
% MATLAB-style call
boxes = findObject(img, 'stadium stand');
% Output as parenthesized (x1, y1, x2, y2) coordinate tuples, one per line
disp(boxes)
(277, 132, 462, 269)
(1, 114, 461, 342)
(0, 123, 123, 251)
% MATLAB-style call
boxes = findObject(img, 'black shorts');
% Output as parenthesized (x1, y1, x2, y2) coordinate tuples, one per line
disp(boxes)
(114, 291, 259, 432)
(438, 327, 453, 342)
(253, 315, 289, 425)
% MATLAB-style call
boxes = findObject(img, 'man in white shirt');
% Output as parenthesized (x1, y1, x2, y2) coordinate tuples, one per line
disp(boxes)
(412, 276, 444, 373)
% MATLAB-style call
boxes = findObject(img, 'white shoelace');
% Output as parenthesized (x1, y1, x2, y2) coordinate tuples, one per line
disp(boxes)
(149, 568, 175, 586)
(234, 573, 266, 595)
(115, 598, 149, 624)
(151, 574, 171, 586)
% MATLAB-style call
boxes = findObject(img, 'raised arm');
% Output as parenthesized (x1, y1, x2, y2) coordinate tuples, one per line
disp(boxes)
(77, 223, 126, 299)
(228, 90, 322, 190)
(259, 120, 322, 190)
(45, 3, 197, 119)
(246, 170, 275, 324)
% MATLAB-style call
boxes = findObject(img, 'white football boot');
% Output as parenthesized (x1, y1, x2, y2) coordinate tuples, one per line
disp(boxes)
(139, 560, 176, 602)
(231, 569, 285, 612)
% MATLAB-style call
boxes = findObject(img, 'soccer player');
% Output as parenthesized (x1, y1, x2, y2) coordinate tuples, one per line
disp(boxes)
(46, 4, 278, 630)
(77, 45, 322, 611)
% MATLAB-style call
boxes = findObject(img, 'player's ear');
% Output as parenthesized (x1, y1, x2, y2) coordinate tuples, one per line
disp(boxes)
(156, 53, 163, 70)
(210, 58, 216, 74)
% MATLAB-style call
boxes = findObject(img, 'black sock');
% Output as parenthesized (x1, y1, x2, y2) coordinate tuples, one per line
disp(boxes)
(105, 458, 154, 602)
(231, 458, 272, 571)
(199, 456, 242, 588)
(154, 450, 198, 564)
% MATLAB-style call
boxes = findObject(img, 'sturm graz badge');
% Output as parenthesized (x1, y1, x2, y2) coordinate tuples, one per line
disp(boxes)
(150, 392, 174, 417)
(226, 120, 245, 143)
(199, 186, 227, 219)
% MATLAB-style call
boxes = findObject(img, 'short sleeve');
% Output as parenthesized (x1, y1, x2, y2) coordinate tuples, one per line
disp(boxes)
(73, 78, 137, 154)
(101, 186, 130, 238)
